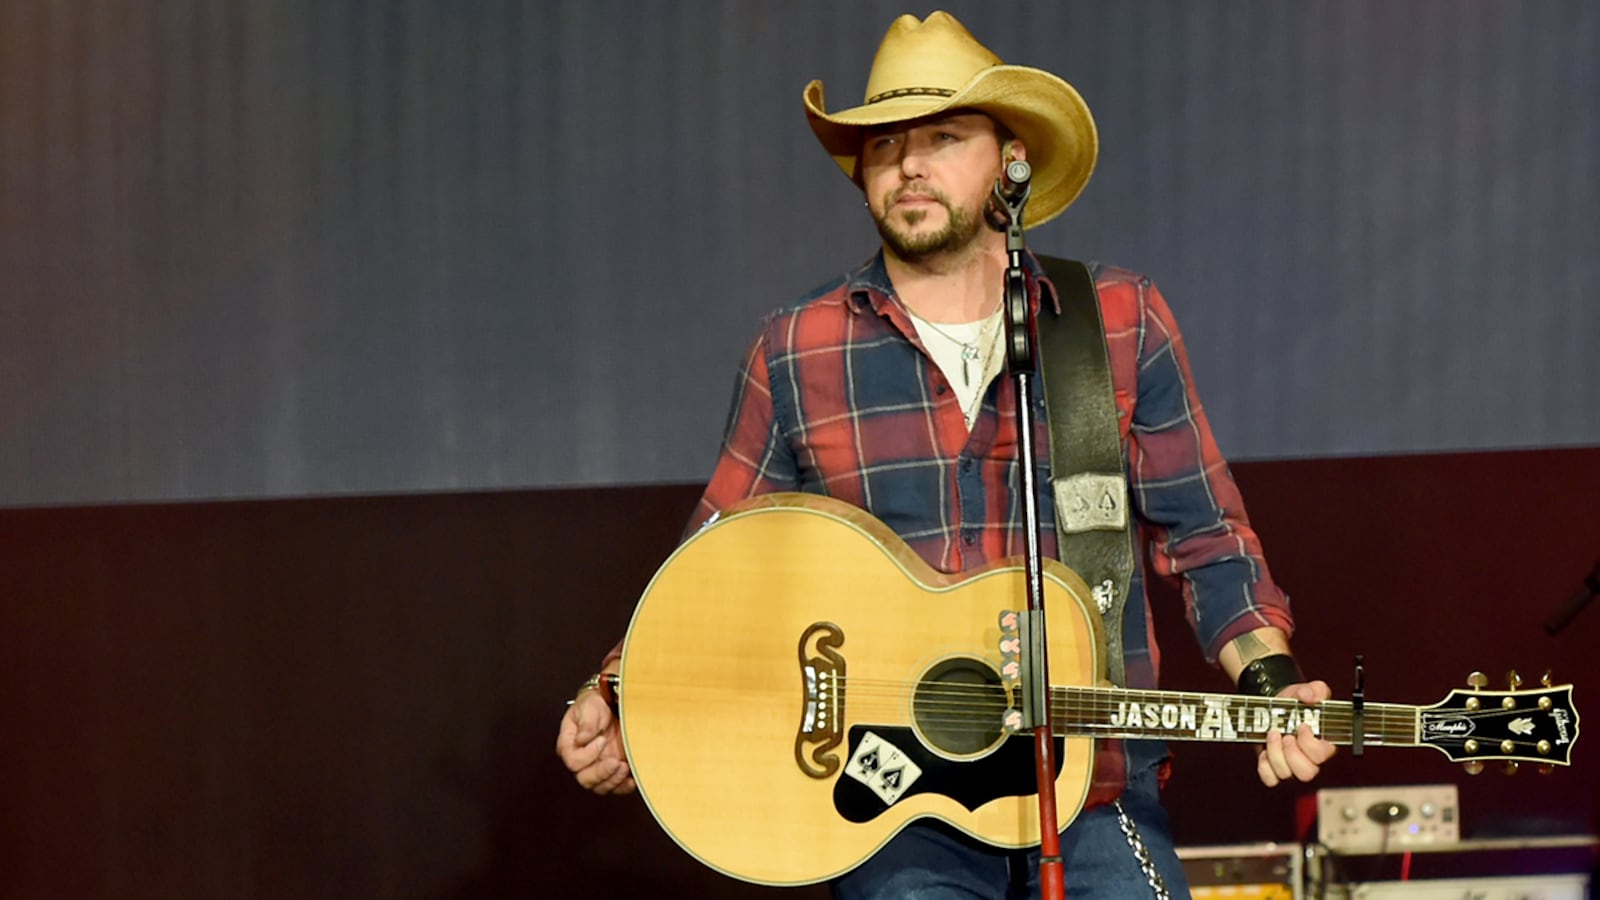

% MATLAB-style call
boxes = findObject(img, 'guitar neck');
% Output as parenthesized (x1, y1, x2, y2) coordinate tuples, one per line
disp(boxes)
(1053, 686, 1419, 748)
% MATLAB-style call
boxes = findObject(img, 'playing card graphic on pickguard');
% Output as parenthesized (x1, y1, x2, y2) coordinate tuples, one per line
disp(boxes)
(834, 726, 1064, 823)
(844, 730, 924, 805)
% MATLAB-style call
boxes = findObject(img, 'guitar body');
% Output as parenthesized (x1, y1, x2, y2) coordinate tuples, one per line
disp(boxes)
(620, 493, 1106, 886)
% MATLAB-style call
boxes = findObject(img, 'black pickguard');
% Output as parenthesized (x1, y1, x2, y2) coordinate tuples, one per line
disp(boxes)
(832, 725, 1065, 823)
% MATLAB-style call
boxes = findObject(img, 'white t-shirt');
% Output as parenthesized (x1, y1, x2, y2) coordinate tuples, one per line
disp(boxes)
(907, 307, 1005, 430)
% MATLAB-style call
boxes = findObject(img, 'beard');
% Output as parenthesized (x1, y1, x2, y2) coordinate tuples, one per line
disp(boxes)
(871, 185, 987, 263)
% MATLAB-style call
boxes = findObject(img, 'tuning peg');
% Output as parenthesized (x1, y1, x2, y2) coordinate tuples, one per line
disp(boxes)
(1507, 670, 1523, 690)
(1503, 761, 1519, 775)
(1467, 672, 1488, 689)
(1463, 761, 1485, 775)
(1540, 670, 1553, 687)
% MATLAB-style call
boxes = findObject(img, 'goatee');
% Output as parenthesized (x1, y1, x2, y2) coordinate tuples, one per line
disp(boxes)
(872, 188, 986, 263)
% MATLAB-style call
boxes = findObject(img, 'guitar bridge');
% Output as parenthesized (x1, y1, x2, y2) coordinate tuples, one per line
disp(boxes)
(795, 622, 846, 778)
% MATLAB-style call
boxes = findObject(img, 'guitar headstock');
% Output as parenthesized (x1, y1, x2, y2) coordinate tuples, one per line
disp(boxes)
(1420, 670, 1579, 772)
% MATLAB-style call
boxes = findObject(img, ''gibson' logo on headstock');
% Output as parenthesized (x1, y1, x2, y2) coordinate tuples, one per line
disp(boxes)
(1554, 709, 1572, 745)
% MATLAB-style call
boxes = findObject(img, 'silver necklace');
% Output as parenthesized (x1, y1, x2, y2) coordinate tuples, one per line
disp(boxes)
(913, 308, 1003, 387)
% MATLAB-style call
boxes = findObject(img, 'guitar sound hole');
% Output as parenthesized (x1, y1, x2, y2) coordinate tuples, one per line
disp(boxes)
(912, 658, 1007, 756)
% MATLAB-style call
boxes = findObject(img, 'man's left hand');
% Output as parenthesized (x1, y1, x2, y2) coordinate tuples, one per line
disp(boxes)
(1256, 680, 1337, 787)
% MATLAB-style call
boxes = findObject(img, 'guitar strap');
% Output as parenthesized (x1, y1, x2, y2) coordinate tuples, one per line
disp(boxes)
(1034, 256, 1135, 687)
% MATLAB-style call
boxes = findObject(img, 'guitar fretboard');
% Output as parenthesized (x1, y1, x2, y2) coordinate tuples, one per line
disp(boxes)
(1052, 686, 1418, 747)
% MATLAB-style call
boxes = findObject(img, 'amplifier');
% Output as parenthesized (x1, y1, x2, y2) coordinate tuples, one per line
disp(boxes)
(1191, 885, 1294, 900)
(1192, 887, 1293, 900)
(1317, 784, 1459, 853)
(1179, 842, 1302, 900)
(1339, 873, 1589, 899)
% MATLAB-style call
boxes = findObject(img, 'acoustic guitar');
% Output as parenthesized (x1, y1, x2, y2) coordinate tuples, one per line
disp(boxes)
(615, 493, 1580, 886)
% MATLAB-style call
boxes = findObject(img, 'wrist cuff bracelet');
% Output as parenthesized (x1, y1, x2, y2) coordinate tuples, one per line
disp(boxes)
(573, 672, 617, 706)
(1236, 654, 1304, 696)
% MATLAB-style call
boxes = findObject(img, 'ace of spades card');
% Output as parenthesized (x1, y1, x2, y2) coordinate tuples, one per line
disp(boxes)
(844, 730, 923, 806)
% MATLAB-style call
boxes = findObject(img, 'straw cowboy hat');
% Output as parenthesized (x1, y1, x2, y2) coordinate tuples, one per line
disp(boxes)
(803, 11, 1098, 228)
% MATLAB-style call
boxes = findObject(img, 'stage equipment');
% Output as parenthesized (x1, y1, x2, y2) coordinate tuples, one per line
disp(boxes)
(1179, 842, 1303, 899)
(1316, 784, 1459, 854)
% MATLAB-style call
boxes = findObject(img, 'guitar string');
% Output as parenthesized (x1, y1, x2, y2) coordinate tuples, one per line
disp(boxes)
(890, 716, 1414, 739)
(856, 721, 1525, 750)
(795, 678, 1550, 746)
(859, 697, 1437, 726)
(786, 695, 1555, 756)
(804, 683, 1424, 739)
(658, 671, 1556, 744)
(821, 700, 1519, 746)
(705, 676, 1551, 753)
(824, 674, 1552, 721)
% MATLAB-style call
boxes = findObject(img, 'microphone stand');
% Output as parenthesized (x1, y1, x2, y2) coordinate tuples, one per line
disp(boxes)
(994, 161, 1066, 900)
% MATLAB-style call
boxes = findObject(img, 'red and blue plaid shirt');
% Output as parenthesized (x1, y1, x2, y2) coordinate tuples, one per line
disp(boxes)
(613, 251, 1295, 806)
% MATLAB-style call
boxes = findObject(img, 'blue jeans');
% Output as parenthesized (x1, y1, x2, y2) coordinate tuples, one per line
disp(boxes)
(831, 743, 1191, 900)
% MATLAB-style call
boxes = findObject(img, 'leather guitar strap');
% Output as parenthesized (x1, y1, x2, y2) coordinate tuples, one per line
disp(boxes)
(1034, 256, 1135, 687)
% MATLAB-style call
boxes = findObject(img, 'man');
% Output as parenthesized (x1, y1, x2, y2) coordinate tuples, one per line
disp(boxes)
(556, 11, 1335, 898)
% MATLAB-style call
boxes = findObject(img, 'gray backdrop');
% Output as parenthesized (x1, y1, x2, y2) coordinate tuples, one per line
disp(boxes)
(2, 0, 1596, 508)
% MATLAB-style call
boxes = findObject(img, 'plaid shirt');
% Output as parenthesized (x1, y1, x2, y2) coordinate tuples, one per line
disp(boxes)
(642, 251, 1293, 807)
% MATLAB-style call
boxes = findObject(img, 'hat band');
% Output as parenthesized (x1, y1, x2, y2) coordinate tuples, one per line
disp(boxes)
(864, 86, 957, 105)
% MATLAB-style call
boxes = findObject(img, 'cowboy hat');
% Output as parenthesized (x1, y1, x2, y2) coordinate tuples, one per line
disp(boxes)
(803, 11, 1097, 228)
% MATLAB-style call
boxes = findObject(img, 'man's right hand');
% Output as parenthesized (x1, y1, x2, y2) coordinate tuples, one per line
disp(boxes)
(555, 688, 636, 795)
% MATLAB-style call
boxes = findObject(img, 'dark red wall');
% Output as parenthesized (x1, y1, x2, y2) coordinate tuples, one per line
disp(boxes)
(1155, 448, 1600, 849)
(3, 448, 1596, 898)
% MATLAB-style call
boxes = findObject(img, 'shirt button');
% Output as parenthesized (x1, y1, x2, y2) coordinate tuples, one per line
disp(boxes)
(960, 459, 972, 473)
(936, 384, 949, 395)
(962, 530, 976, 545)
